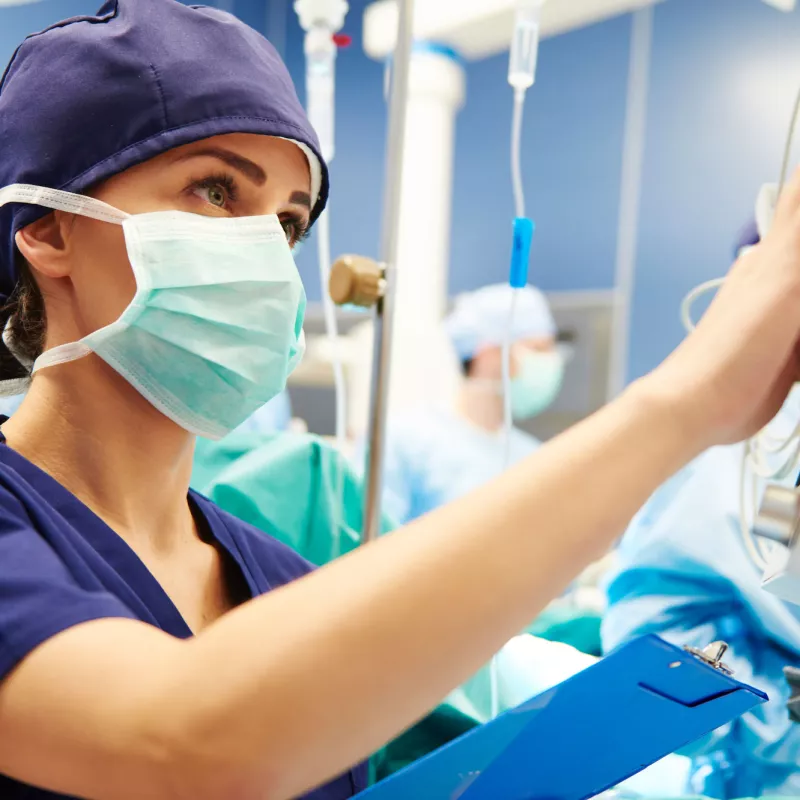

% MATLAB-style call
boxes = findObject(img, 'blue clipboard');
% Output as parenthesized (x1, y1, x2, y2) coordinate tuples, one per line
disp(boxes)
(356, 635, 767, 800)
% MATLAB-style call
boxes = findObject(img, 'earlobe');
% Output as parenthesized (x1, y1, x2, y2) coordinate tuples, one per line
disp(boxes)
(14, 212, 72, 279)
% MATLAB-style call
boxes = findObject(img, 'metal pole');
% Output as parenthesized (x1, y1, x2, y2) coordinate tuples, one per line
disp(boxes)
(362, 0, 415, 542)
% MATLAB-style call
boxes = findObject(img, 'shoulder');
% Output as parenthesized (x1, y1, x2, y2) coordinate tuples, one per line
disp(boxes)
(193, 492, 316, 580)
(0, 468, 136, 682)
(0, 462, 59, 538)
(386, 409, 454, 455)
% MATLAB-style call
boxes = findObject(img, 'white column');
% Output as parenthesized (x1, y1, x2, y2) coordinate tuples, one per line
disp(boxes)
(344, 46, 465, 436)
(388, 43, 466, 415)
(394, 44, 465, 328)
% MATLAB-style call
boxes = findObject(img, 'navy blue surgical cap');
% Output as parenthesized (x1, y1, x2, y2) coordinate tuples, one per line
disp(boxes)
(0, 0, 327, 303)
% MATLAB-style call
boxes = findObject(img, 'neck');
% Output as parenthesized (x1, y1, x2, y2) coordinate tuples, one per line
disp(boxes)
(1, 355, 196, 549)
(457, 380, 505, 433)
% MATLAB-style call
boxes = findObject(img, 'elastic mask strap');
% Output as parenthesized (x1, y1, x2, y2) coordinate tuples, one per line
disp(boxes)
(0, 184, 129, 225)
(31, 342, 93, 376)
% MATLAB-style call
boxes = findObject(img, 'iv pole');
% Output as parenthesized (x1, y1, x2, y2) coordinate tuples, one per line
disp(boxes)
(360, 0, 414, 542)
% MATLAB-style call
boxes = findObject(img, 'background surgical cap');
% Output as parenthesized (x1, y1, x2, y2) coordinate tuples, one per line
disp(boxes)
(445, 284, 556, 361)
(0, 0, 327, 304)
(733, 219, 760, 258)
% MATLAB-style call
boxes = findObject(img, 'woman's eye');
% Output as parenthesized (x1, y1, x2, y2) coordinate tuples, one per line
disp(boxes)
(190, 177, 236, 210)
(204, 184, 227, 208)
(281, 220, 296, 242)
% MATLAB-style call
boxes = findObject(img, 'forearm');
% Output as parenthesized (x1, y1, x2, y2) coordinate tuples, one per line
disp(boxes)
(168, 377, 706, 798)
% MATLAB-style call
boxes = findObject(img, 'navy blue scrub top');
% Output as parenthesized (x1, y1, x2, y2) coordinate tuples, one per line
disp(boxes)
(0, 431, 368, 799)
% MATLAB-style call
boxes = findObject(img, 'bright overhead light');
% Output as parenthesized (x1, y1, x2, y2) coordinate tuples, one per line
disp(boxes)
(0, 0, 45, 5)
(762, 0, 797, 11)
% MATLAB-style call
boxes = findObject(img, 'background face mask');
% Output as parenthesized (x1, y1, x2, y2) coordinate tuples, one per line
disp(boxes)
(510, 350, 565, 421)
(0, 185, 306, 439)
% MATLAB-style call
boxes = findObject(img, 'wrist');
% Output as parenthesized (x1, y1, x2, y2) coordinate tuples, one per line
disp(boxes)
(621, 375, 712, 463)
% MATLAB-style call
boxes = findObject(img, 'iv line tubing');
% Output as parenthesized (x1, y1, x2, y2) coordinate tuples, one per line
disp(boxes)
(503, 89, 527, 466)
(495, 43, 530, 725)
(502, 290, 519, 467)
(511, 88, 526, 220)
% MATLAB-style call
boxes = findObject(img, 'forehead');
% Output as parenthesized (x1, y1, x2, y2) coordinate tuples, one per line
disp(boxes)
(115, 133, 312, 190)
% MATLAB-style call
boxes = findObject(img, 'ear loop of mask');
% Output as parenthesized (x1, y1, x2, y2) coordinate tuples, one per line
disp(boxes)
(0, 184, 129, 225)
(0, 185, 130, 394)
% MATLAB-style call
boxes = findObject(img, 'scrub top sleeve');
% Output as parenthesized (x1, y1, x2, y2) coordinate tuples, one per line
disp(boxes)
(0, 485, 136, 683)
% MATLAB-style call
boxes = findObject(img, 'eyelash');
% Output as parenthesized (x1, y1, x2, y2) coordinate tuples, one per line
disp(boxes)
(279, 211, 311, 248)
(187, 172, 310, 247)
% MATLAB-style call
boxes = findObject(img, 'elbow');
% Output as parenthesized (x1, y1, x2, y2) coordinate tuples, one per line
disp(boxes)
(134, 648, 307, 800)
(132, 696, 284, 800)
(163, 766, 283, 800)
(142, 727, 286, 800)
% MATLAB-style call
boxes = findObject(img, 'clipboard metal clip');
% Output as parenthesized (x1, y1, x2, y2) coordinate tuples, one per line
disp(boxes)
(684, 641, 733, 676)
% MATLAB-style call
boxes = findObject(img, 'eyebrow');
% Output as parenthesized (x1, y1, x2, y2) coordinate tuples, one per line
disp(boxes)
(289, 191, 312, 209)
(174, 147, 267, 186)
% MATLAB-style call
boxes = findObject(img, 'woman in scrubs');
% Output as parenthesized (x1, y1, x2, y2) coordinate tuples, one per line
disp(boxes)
(1, 3, 800, 800)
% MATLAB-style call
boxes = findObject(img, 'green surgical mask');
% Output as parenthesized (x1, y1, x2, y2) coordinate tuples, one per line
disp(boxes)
(510, 350, 564, 420)
(0, 184, 306, 440)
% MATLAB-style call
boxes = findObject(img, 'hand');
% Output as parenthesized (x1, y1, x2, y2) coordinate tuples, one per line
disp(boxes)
(645, 166, 800, 449)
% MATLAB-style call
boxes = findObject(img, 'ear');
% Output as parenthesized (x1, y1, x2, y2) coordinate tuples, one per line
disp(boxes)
(14, 211, 74, 279)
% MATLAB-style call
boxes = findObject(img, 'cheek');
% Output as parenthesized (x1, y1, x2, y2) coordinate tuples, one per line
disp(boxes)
(70, 219, 136, 330)
(478, 351, 506, 381)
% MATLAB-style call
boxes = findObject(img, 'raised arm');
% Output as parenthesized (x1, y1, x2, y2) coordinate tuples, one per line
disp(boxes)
(3, 173, 800, 800)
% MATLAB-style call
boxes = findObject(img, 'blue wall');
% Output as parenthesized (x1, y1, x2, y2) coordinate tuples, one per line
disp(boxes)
(629, 0, 800, 380)
(0, 0, 97, 64)
(451, 15, 630, 294)
(257, 0, 632, 299)
(3, 0, 800, 381)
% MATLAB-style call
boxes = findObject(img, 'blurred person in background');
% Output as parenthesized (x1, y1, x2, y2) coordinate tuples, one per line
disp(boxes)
(603, 221, 800, 799)
(379, 283, 565, 524)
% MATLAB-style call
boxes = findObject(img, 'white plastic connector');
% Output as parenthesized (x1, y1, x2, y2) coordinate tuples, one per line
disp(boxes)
(294, 0, 349, 33)
(305, 26, 337, 59)
(508, 0, 546, 91)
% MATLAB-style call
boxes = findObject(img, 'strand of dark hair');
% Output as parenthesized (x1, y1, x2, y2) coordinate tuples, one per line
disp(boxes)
(0, 256, 45, 381)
